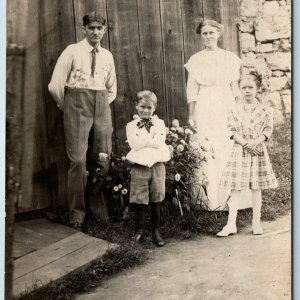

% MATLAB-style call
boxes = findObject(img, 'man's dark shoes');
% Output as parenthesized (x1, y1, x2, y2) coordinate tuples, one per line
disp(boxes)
(152, 229, 165, 247)
(71, 222, 83, 232)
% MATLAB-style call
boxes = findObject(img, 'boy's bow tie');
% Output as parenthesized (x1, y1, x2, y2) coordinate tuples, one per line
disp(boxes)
(137, 118, 153, 132)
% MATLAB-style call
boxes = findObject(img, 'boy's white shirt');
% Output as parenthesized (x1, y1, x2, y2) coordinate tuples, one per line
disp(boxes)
(126, 115, 171, 167)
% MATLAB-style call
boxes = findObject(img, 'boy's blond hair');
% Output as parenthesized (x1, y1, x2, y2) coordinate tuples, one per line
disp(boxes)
(136, 90, 157, 107)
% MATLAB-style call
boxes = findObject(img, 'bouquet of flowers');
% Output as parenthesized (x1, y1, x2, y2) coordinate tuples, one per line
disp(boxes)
(164, 119, 210, 213)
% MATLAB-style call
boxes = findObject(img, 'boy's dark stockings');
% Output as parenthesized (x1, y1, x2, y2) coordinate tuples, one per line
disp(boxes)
(151, 202, 165, 247)
(134, 204, 146, 242)
(133, 203, 165, 247)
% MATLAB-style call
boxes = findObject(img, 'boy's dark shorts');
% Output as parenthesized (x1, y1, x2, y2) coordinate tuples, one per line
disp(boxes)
(129, 162, 166, 205)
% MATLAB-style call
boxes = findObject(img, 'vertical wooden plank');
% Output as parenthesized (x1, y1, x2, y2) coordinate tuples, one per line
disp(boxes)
(219, 0, 241, 55)
(73, 0, 109, 48)
(181, 0, 204, 61)
(6, 0, 29, 45)
(107, 0, 143, 144)
(160, 0, 187, 123)
(40, 0, 76, 208)
(19, 0, 51, 211)
(137, 0, 167, 121)
(202, 0, 224, 48)
(6, 45, 24, 299)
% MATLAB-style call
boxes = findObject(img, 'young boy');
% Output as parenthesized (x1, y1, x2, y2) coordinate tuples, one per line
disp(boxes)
(126, 90, 171, 247)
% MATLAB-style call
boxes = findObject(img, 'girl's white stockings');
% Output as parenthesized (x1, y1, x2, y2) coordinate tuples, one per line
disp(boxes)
(216, 191, 239, 237)
(252, 189, 263, 235)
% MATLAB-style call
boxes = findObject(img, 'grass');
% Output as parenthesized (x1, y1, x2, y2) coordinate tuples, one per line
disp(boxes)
(15, 120, 291, 300)
(261, 120, 291, 220)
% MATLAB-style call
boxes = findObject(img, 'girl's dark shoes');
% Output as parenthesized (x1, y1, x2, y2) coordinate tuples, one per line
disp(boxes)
(152, 229, 165, 247)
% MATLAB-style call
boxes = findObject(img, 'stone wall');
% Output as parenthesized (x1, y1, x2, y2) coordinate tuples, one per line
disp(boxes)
(239, 0, 291, 123)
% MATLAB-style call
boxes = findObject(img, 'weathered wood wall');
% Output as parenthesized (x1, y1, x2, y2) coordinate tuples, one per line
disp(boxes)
(6, 45, 25, 300)
(6, 0, 240, 212)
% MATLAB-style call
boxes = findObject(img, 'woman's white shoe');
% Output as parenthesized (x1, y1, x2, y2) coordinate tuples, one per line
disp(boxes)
(216, 225, 237, 237)
(252, 224, 263, 235)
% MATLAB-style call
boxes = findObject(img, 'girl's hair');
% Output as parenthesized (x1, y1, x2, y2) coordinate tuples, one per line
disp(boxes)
(136, 90, 158, 107)
(196, 19, 224, 35)
(239, 71, 262, 89)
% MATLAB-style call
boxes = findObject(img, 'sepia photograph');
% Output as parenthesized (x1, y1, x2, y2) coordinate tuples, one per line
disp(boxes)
(5, 0, 291, 299)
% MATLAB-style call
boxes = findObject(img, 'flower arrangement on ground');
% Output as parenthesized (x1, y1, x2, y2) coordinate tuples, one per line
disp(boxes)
(92, 118, 213, 218)
(164, 119, 212, 213)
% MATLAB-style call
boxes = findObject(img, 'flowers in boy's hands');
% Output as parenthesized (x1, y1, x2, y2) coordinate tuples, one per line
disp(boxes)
(99, 152, 108, 162)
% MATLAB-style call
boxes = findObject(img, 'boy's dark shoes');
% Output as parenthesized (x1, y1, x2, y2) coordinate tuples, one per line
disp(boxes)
(133, 229, 144, 243)
(152, 229, 165, 247)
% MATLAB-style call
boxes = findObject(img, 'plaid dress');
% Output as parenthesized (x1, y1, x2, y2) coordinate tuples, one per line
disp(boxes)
(220, 101, 278, 190)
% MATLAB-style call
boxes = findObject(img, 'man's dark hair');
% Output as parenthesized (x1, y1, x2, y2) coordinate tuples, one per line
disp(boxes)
(83, 12, 106, 26)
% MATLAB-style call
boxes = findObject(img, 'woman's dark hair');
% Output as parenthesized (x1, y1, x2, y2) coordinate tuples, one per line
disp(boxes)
(196, 19, 224, 34)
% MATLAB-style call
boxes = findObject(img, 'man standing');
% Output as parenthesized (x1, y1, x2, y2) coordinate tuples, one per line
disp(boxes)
(48, 12, 117, 230)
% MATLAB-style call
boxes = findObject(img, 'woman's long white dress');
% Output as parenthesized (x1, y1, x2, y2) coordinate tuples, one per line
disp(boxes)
(185, 48, 251, 210)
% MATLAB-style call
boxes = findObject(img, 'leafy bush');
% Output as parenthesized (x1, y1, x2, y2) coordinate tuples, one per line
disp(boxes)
(93, 118, 213, 218)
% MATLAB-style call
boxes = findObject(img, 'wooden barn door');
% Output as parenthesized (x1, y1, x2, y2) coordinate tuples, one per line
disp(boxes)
(6, 0, 240, 212)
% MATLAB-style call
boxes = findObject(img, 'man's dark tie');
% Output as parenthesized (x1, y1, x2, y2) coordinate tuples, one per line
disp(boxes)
(91, 47, 98, 77)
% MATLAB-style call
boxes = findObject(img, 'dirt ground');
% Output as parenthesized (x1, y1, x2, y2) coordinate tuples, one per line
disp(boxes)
(76, 213, 291, 300)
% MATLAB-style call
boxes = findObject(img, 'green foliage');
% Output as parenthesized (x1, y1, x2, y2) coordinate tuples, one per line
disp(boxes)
(261, 120, 291, 220)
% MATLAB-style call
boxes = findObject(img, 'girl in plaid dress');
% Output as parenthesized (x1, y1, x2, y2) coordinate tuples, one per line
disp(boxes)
(217, 73, 278, 237)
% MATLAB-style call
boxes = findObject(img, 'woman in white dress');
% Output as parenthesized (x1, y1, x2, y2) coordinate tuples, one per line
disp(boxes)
(185, 19, 242, 210)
